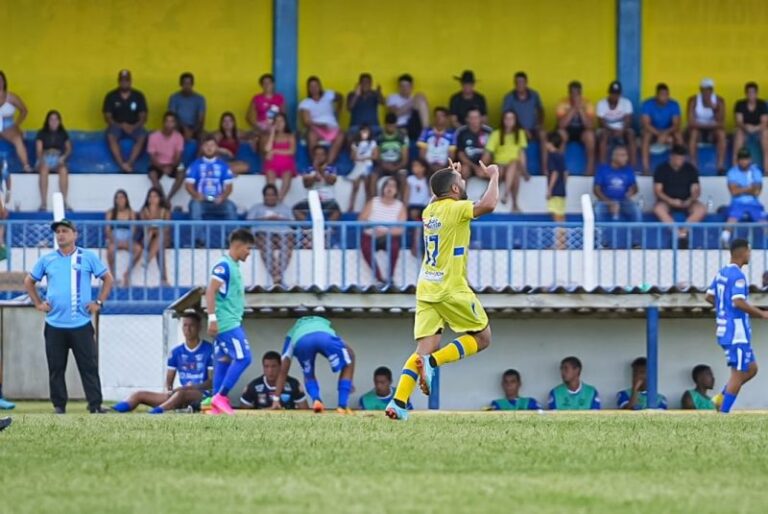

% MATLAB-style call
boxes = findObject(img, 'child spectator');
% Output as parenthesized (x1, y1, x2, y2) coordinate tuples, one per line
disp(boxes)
(488, 369, 541, 411)
(376, 112, 409, 193)
(138, 187, 171, 286)
(347, 125, 378, 212)
(35, 110, 71, 211)
(483, 110, 529, 212)
(545, 132, 568, 248)
(214, 112, 250, 175)
(147, 112, 184, 202)
(262, 113, 296, 202)
(404, 158, 431, 257)
(105, 189, 142, 285)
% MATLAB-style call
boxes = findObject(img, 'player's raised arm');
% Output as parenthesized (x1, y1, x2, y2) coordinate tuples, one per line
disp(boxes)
(205, 277, 220, 337)
(473, 161, 500, 218)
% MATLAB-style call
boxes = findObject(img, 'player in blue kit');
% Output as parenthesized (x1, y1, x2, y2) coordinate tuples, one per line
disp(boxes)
(706, 239, 766, 413)
(207, 228, 256, 416)
(271, 316, 356, 414)
(112, 312, 214, 413)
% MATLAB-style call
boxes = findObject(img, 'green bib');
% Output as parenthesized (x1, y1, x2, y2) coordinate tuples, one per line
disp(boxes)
(359, 391, 391, 411)
(287, 316, 337, 348)
(552, 383, 597, 410)
(214, 254, 244, 333)
(689, 389, 715, 410)
(493, 397, 533, 411)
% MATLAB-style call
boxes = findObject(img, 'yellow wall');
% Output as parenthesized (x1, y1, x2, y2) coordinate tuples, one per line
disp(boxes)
(2, 0, 272, 130)
(298, 0, 615, 129)
(643, 0, 768, 128)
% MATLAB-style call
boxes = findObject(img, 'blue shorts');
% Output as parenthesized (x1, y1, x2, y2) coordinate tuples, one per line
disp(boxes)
(721, 343, 756, 372)
(728, 202, 765, 222)
(214, 326, 251, 362)
(293, 332, 352, 377)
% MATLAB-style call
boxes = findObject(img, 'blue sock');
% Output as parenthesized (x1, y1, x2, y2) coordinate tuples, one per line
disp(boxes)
(338, 378, 353, 409)
(149, 406, 164, 414)
(305, 378, 321, 403)
(219, 353, 252, 396)
(112, 401, 132, 413)
(721, 392, 738, 413)
(213, 360, 231, 396)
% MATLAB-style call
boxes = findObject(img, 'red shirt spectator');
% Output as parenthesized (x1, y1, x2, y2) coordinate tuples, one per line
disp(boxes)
(247, 73, 285, 132)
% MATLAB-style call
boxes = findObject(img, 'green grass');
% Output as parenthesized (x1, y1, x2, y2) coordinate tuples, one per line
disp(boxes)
(3, 403, 768, 513)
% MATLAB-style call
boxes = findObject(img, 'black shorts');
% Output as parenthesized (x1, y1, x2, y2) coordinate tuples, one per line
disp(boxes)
(148, 164, 178, 177)
(566, 126, 584, 142)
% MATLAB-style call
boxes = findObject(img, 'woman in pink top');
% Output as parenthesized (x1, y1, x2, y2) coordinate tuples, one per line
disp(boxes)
(358, 177, 407, 285)
(214, 112, 251, 174)
(262, 113, 296, 201)
(247, 73, 285, 133)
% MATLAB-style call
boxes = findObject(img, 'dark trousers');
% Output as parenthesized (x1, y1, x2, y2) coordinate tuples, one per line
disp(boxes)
(361, 233, 401, 283)
(44, 323, 103, 411)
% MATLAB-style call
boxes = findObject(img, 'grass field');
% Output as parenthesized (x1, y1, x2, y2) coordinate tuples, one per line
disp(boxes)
(2, 403, 768, 514)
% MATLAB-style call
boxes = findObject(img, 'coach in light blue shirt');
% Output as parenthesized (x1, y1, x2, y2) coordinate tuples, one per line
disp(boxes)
(23, 219, 113, 414)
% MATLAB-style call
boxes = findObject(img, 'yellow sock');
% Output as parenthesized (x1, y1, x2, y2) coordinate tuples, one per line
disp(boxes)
(394, 353, 420, 405)
(431, 334, 479, 367)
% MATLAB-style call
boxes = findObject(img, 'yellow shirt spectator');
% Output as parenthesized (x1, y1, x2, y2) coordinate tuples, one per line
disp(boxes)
(484, 129, 528, 164)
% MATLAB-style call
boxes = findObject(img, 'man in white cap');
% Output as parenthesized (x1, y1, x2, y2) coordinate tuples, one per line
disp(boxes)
(686, 78, 726, 173)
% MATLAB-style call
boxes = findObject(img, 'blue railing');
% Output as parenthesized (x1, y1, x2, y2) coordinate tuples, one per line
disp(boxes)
(4, 219, 767, 304)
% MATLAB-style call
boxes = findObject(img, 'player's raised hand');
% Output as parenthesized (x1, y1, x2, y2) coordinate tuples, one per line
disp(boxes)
(479, 161, 499, 179)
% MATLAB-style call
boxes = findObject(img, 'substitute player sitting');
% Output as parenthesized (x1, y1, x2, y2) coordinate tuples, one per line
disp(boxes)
(240, 351, 308, 409)
(706, 239, 765, 413)
(386, 159, 499, 421)
(112, 312, 213, 414)
(271, 316, 356, 414)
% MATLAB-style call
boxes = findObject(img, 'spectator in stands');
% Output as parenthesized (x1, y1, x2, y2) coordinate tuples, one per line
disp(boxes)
(545, 132, 568, 248)
(449, 70, 487, 128)
(299, 76, 344, 164)
(404, 158, 430, 256)
(375, 112, 409, 189)
(247, 73, 285, 135)
(134, 187, 171, 286)
(721, 147, 765, 248)
(386, 73, 430, 141)
(734, 82, 768, 172)
(548, 356, 601, 410)
(293, 145, 342, 222)
(359, 366, 412, 411)
(113, 312, 214, 414)
(0, 165, 8, 262)
(681, 364, 716, 410)
(502, 71, 546, 171)
(262, 112, 296, 202)
(687, 78, 726, 173)
(653, 145, 706, 248)
(148, 112, 185, 202)
(35, 110, 71, 211)
(358, 177, 407, 285)
(454, 107, 492, 179)
(617, 357, 668, 410)
(0, 71, 32, 172)
(483, 110, 529, 211)
(105, 189, 142, 286)
(641, 83, 683, 174)
(348, 125, 379, 212)
(247, 184, 295, 287)
(167, 72, 206, 140)
(418, 107, 455, 173)
(103, 69, 148, 173)
(347, 73, 384, 136)
(489, 369, 541, 411)
(593, 146, 641, 239)
(556, 80, 596, 175)
(597, 81, 636, 168)
(241, 351, 308, 409)
(214, 112, 250, 175)
(185, 135, 237, 227)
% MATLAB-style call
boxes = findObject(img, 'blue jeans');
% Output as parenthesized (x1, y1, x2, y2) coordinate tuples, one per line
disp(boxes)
(595, 200, 642, 247)
(188, 199, 237, 221)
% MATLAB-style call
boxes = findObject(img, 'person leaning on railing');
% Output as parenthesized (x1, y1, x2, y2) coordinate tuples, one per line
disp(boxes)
(358, 177, 407, 286)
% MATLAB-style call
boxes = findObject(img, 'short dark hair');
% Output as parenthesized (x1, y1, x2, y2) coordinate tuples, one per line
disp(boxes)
(229, 228, 255, 245)
(434, 106, 448, 116)
(730, 238, 750, 254)
(502, 369, 521, 381)
(359, 72, 372, 82)
(374, 366, 392, 381)
(514, 71, 528, 81)
(465, 106, 482, 117)
(201, 134, 217, 144)
(398, 73, 413, 84)
(656, 82, 669, 93)
(429, 168, 458, 197)
(180, 311, 201, 323)
(561, 356, 582, 370)
(262, 184, 278, 197)
(547, 131, 563, 148)
(692, 364, 711, 382)
(262, 351, 281, 363)
(163, 111, 178, 123)
(385, 112, 398, 124)
(259, 73, 274, 85)
(671, 144, 687, 156)
(745, 81, 759, 93)
(312, 144, 328, 155)
(631, 357, 647, 369)
(179, 72, 194, 86)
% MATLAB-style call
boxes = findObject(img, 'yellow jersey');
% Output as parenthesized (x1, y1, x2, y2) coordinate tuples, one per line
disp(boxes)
(416, 198, 474, 302)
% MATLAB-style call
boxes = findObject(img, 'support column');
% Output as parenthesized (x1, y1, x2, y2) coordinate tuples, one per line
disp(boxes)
(273, 0, 299, 126)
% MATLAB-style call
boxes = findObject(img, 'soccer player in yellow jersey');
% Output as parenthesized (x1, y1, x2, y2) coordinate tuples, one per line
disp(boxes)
(386, 159, 500, 420)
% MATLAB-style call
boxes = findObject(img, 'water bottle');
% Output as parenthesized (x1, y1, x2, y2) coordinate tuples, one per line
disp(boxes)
(706, 195, 714, 214)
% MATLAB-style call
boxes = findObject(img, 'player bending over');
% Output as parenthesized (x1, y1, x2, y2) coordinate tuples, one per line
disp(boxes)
(207, 228, 256, 415)
(386, 159, 499, 421)
(113, 312, 213, 414)
(706, 239, 765, 413)
(272, 316, 355, 414)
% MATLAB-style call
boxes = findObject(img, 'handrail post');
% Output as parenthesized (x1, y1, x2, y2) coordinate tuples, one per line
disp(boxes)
(52, 192, 65, 250)
(307, 191, 327, 288)
(580, 194, 596, 290)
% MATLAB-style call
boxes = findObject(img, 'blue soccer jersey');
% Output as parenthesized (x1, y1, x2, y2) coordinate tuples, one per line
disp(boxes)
(167, 341, 214, 387)
(708, 264, 751, 346)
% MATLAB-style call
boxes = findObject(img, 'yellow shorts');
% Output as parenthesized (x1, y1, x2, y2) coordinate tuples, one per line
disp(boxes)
(547, 196, 566, 217)
(414, 291, 489, 340)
